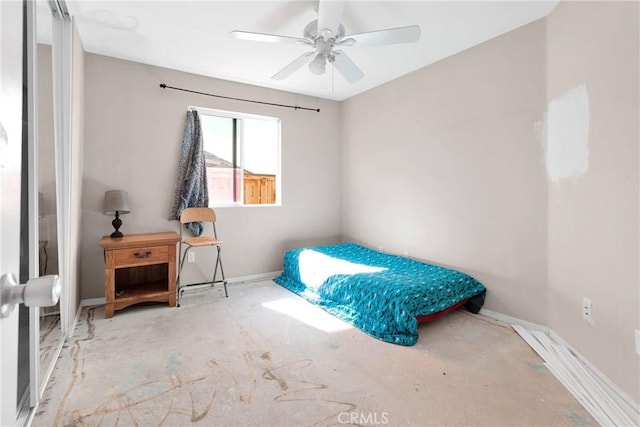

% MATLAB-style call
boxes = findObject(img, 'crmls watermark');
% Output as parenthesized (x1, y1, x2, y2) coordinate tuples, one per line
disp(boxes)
(337, 411, 389, 425)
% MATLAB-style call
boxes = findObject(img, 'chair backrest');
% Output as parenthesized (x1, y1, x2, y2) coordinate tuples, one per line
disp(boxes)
(179, 207, 216, 224)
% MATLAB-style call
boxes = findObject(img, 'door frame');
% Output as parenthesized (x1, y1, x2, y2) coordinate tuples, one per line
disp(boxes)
(0, 0, 25, 425)
(2, 1, 72, 424)
(23, 0, 73, 419)
(28, 0, 73, 409)
(51, 9, 72, 340)
(25, 0, 41, 411)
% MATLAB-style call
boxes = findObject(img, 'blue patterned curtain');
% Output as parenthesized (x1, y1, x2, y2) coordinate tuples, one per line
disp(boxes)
(169, 110, 209, 235)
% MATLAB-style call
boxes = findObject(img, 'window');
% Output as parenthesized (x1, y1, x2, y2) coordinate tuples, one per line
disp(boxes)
(197, 107, 281, 206)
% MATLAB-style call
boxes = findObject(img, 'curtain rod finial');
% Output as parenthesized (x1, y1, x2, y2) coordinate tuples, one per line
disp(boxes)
(160, 83, 167, 89)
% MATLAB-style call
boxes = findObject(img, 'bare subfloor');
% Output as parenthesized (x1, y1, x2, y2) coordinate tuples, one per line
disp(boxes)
(33, 280, 595, 426)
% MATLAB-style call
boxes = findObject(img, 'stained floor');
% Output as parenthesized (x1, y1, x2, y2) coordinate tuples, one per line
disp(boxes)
(33, 280, 595, 426)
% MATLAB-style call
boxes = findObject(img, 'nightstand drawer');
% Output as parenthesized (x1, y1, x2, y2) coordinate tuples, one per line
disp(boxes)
(114, 245, 169, 267)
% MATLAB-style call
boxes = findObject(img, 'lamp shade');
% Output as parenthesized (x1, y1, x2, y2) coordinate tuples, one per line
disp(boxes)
(103, 190, 130, 215)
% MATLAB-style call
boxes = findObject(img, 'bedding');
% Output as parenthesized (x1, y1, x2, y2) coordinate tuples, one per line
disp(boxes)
(274, 242, 486, 346)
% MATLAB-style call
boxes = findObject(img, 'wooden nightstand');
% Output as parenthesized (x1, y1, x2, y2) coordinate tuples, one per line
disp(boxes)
(100, 232, 180, 318)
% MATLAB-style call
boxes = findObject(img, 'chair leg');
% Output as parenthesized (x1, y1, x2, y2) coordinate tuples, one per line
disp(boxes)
(212, 249, 219, 285)
(216, 246, 228, 298)
(177, 247, 190, 307)
(178, 245, 227, 302)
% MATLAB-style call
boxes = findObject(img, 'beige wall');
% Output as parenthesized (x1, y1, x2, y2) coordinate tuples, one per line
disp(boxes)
(341, 1, 639, 405)
(341, 20, 549, 324)
(546, 1, 639, 404)
(81, 54, 342, 299)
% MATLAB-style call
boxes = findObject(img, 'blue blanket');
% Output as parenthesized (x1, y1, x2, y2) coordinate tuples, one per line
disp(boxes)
(274, 243, 486, 345)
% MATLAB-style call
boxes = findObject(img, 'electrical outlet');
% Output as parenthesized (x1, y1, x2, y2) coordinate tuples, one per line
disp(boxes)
(188, 252, 195, 263)
(403, 250, 410, 257)
(582, 297, 593, 324)
(635, 329, 640, 356)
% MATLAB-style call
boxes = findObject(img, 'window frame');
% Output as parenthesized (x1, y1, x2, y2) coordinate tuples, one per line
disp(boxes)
(193, 106, 282, 207)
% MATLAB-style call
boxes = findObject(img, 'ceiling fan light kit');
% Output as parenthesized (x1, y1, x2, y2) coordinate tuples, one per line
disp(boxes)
(230, 0, 421, 84)
(309, 53, 326, 75)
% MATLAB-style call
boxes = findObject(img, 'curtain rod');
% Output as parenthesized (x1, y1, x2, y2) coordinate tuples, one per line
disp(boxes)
(159, 83, 320, 113)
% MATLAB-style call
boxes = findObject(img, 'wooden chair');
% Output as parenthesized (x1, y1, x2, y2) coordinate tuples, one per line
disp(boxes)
(177, 207, 228, 306)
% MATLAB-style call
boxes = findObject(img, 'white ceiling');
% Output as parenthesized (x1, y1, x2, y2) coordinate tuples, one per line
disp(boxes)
(62, 1, 558, 101)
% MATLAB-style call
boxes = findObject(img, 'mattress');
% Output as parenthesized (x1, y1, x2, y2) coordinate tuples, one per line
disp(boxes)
(274, 242, 486, 345)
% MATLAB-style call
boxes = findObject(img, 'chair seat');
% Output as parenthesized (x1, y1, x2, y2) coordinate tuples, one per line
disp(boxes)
(184, 236, 222, 247)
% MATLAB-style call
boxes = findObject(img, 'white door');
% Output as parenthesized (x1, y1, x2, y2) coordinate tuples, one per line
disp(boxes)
(0, 0, 25, 425)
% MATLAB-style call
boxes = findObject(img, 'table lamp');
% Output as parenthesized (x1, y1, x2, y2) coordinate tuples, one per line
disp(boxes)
(103, 190, 130, 238)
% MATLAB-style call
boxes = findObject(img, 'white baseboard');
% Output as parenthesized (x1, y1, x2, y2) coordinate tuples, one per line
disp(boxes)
(481, 309, 640, 426)
(226, 270, 281, 285)
(77, 271, 282, 309)
(80, 297, 105, 307)
(549, 329, 640, 420)
(479, 308, 549, 333)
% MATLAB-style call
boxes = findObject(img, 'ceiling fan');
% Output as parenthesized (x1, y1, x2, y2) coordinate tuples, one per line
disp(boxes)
(230, 1, 421, 84)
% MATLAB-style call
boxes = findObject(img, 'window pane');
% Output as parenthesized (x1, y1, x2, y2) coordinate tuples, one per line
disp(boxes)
(201, 115, 239, 204)
(244, 119, 279, 175)
(243, 119, 279, 205)
(198, 109, 280, 206)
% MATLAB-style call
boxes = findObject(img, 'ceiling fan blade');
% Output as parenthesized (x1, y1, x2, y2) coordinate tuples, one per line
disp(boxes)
(272, 52, 315, 80)
(317, 0, 345, 39)
(344, 25, 421, 47)
(230, 30, 310, 46)
(332, 50, 364, 84)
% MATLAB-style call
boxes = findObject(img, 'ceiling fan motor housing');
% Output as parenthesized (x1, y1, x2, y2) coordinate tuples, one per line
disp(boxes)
(304, 19, 345, 74)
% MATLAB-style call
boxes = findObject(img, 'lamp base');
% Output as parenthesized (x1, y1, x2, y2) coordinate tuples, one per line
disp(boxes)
(111, 212, 124, 238)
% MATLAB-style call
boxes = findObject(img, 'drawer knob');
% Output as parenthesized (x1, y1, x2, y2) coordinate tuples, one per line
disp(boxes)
(134, 251, 152, 259)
